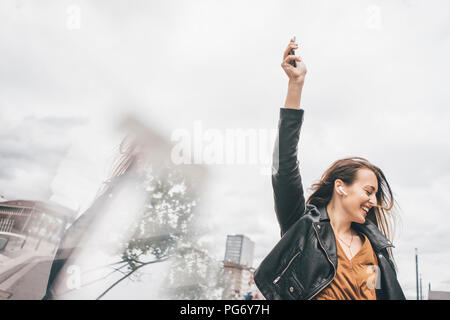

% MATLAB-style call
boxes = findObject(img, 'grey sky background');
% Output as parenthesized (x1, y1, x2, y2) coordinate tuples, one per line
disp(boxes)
(1, 0, 449, 299)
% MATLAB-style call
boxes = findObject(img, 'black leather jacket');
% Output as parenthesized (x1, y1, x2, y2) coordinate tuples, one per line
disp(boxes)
(254, 108, 406, 300)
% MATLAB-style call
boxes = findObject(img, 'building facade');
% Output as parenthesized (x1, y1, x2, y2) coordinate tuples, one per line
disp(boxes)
(428, 290, 450, 300)
(224, 234, 255, 267)
(0, 199, 75, 299)
(222, 235, 263, 299)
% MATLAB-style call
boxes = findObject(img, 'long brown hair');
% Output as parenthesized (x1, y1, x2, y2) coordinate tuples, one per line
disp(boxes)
(306, 157, 399, 260)
(109, 133, 141, 178)
(108, 117, 171, 180)
(97, 118, 170, 197)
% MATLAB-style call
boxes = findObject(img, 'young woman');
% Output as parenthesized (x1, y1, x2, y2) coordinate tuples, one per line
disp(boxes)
(254, 39, 406, 300)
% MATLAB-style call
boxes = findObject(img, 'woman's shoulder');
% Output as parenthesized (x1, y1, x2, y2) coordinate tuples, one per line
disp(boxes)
(298, 204, 322, 224)
(305, 203, 321, 217)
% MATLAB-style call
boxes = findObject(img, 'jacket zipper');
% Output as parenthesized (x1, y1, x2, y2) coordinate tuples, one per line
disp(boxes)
(306, 224, 337, 300)
(273, 251, 302, 284)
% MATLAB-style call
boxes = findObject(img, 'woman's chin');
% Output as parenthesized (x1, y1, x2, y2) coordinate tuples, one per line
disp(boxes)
(353, 214, 366, 224)
(357, 210, 368, 223)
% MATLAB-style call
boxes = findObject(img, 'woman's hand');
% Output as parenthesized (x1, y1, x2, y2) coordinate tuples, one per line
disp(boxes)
(281, 38, 307, 84)
(282, 38, 306, 109)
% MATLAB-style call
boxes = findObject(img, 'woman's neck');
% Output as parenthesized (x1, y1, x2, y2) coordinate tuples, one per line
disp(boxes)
(326, 201, 353, 237)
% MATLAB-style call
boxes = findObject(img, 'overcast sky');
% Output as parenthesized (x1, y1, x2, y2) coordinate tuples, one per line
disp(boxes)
(1, 0, 450, 299)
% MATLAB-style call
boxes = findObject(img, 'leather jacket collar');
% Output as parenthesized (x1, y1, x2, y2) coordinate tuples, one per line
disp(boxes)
(317, 206, 394, 252)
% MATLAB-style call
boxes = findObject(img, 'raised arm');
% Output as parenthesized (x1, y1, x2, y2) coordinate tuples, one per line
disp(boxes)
(272, 38, 308, 237)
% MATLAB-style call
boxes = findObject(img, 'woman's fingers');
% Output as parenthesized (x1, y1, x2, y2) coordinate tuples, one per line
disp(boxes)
(282, 55, 301, 66)
(281, 38, 307, 81)
(283, 43, 299, 60)
(283, 40, 299, 60)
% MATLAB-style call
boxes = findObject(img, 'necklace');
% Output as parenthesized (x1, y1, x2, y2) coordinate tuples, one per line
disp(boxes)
(337, 230, 354, 259)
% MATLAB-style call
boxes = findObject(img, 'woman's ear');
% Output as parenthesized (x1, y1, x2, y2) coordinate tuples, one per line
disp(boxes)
(335, 179, 348, 196)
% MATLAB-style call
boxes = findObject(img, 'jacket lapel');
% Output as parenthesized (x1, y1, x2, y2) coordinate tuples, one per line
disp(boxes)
(314, 221, 338, 268)
(352, 220, 394, 252)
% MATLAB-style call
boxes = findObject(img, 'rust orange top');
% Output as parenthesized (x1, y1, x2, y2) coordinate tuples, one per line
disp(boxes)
(313, 232, 379, 300)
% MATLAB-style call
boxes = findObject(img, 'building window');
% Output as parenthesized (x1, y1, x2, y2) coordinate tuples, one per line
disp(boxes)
(0, 218, 15, 233)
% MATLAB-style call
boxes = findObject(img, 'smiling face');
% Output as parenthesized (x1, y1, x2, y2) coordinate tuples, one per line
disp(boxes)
(339, 168, 379, 224)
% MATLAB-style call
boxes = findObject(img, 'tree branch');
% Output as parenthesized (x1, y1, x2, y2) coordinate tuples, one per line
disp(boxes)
(95, 256, 170, 300)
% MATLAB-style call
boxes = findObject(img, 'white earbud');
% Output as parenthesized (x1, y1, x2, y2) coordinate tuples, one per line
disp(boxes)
(338, 186, 348, 196)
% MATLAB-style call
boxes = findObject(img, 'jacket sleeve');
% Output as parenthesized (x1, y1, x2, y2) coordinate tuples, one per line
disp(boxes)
(272, 108, 306, 237)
